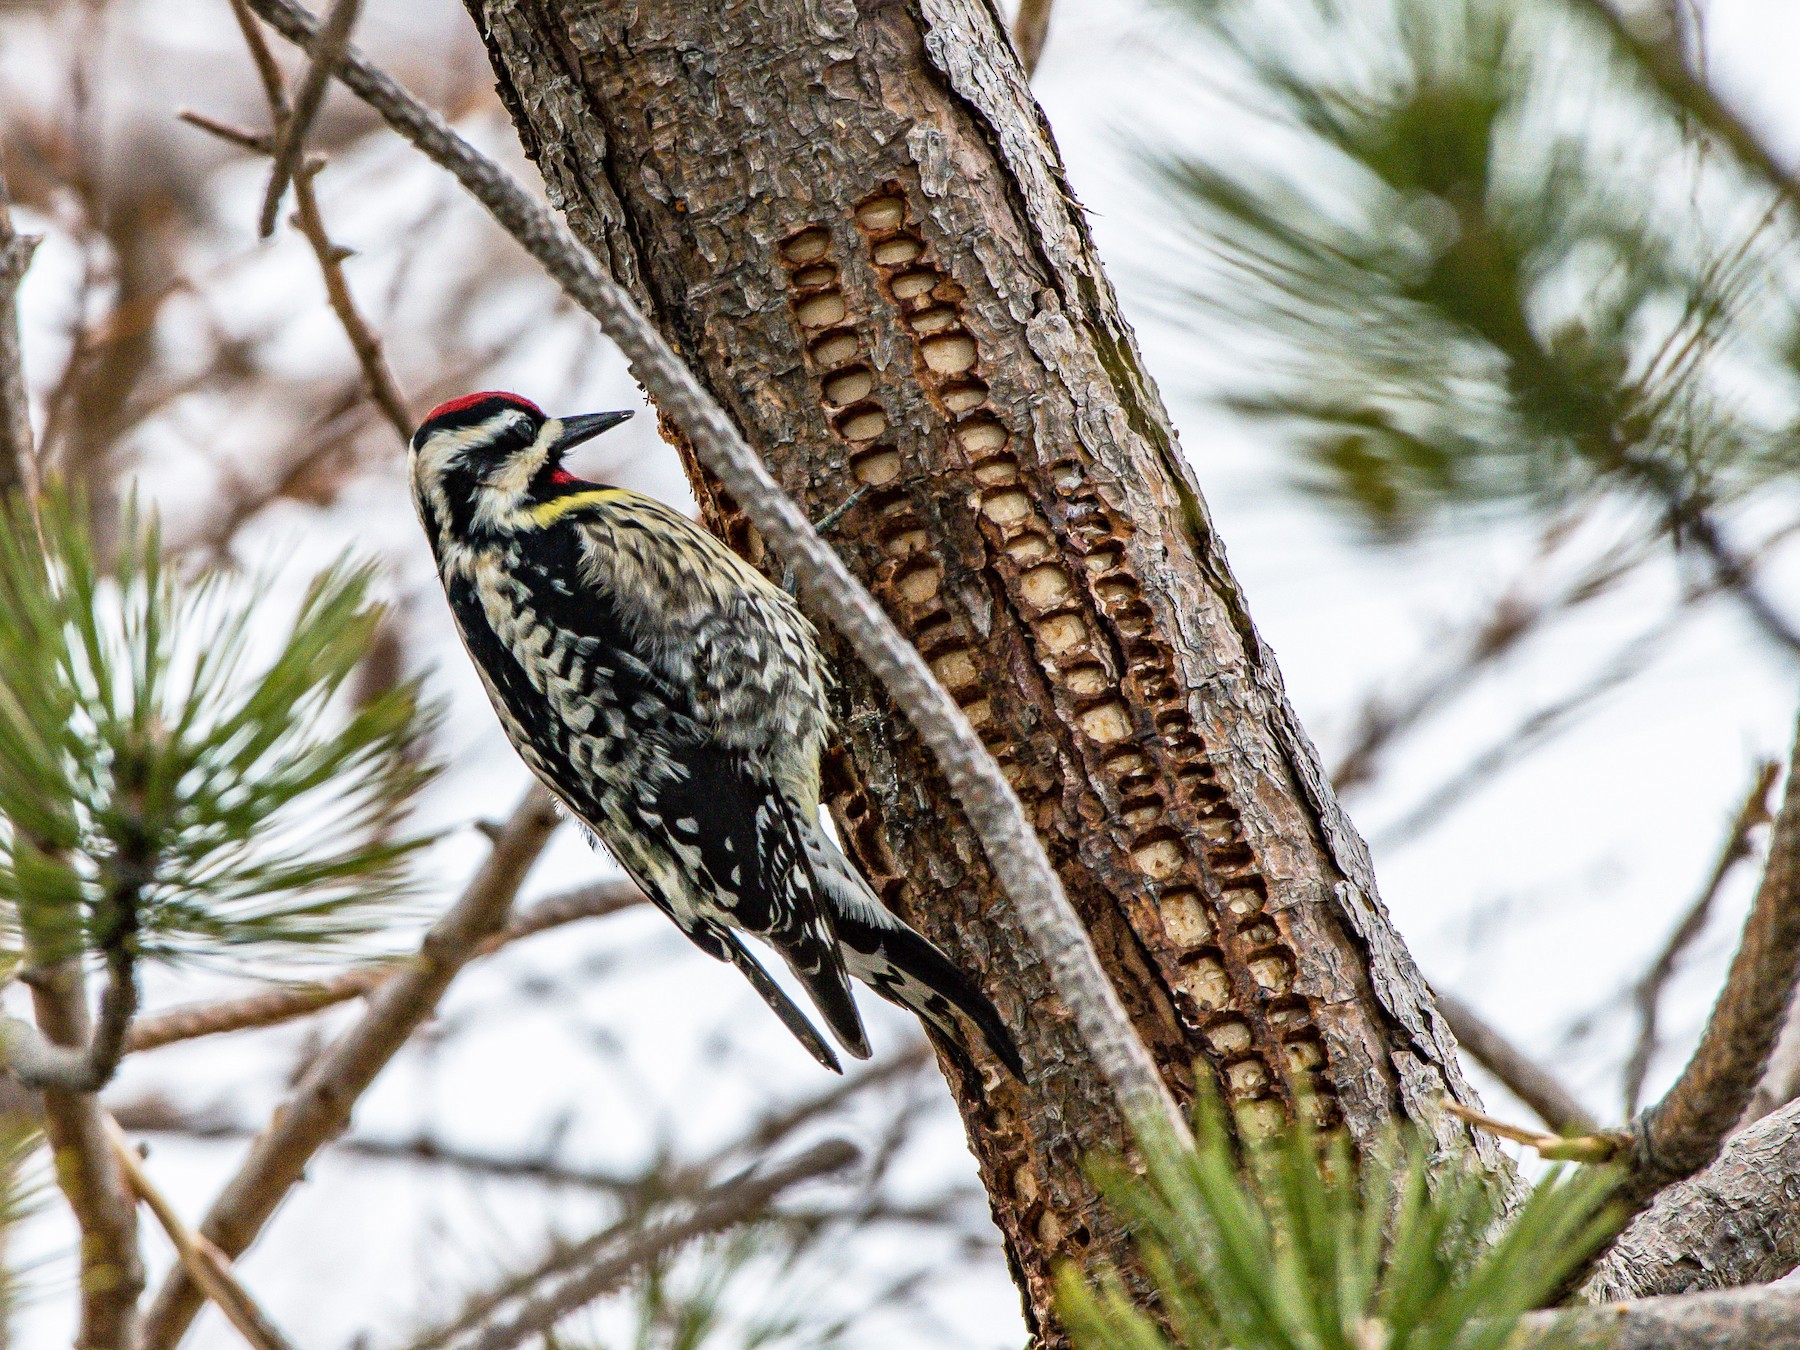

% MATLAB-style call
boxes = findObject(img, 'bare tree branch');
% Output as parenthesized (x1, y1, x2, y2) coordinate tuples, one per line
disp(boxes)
(1623, 760, 1780, 1115)
(1518, 1282, 1800, 1349)
(140, 788, 561, 1350)
(1584, 1097, 1800, 1301)
(402, 1139, 859, 1350)
(106, 1116, 297, 1350)
(1434, 990, 1599, 1136)
(1743, 999, 1800, 1126)
(256, 0, 360, 239)
(239, 0, 1186, 1143)
(1614, 721, 1800, 1205)
(124, 877, 641, 1053)
(22, 959, 143, 1350)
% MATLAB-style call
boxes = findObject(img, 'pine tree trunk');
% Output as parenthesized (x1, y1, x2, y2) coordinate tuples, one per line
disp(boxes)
(462, 1, 1498, 1337)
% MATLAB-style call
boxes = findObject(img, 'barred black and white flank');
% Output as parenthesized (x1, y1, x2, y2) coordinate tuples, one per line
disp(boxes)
(409, 391, 1021, 1076)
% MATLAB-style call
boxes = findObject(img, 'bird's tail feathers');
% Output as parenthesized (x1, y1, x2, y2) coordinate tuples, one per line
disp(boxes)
(770, 811, 871, 1062)
(714, 926, 844, 1073)
(805, 824, 1023, 1078)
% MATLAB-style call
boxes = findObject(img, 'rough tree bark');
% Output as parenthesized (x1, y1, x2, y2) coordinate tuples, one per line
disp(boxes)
(461, 0, 1495, 1336)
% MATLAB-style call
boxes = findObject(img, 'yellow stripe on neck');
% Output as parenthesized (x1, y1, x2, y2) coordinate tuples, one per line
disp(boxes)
(528, 488, 630, 527)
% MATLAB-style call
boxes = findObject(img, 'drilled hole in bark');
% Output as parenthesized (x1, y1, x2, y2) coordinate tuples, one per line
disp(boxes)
(963, 697, 995, 730)
(980, 488, 1034, 525)
(1155, 709, 1193, 736)
(1204, 1017, 1252, 1056)
(726, 518, 762, 562)
(1019, 563, 1073, 609)
(1078, 701, 1133, 745)
(910, 305, 959, 334)
(1241, 919, 1279, 947)
(891, 269, 937, 300)
(852, 447, 902, 486)
(1249, 953, 1295, 993)
(1004, 533, 1051, 561)
(1282, 1036, 1325, 1074)
(872, 234, 923, 266)
(881, 522, 930, 555)
(796, 290, 848, 329)
(1198, 817, 1240, 845)
(892, 559, 943, 605)
(934, 277, 967, 303)
(1082, 545, 1124, 574)
(1265, 1002, 1308, 1032)
(1115, 602, 1153, 635)
(1166, 735, 1206, 763)
(922, 333, 978, 374)
(940, 379, 989, 413)
(930, 648, 980, 693)
(809, 329, 859, 367)
(1298, 1094, 1339, 1130)
(1121, 797, 1164, 828)
(1226, 1058, 1272, 1096)
(822, 365, 874, 406)
(781, 227, 832, 263)
(1159, 888, 1213, 946)
(1095, 578, 1140, 607)
(856, 193, 907, 230)
(793, 263, 837, 288)
(1238, 1098, 1289, 1139)
(1179, 955, 1231, 1011)
(1034, 612, 1089, 655)
(1184, 779, 1227, 806)
(955, 417, 1009, 458)
(1102, 746, 1150, 776)
(1130, 830, 1186, 880)
(973, 455, 1020, 487)
(1062, 662, 1108, 695)
(836, 404, 888, 442)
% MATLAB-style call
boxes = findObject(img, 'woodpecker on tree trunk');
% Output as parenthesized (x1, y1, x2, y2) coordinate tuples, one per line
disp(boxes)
(408, 390, 1022, 1077)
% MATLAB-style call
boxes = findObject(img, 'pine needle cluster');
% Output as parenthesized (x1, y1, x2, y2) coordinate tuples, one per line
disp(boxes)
(1057, 1096, 1618, 1350)
(1154, 0, 1800, 545)
(0, 488, 441, 969)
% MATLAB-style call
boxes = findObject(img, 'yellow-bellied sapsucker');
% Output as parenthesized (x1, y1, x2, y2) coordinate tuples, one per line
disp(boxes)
(409, 391, 1021, 1077)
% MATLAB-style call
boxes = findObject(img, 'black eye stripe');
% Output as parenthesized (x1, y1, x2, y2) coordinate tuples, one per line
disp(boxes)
(414, 397, 539, 444)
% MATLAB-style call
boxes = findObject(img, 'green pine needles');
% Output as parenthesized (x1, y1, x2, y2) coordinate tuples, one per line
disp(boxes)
(0, 488, 440, 970)
(1154, 0, 1800, 546)
(1057, 1097, 1619, 1350)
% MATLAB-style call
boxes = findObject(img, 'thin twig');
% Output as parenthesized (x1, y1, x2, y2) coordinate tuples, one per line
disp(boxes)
(1434, 990, 1599, 1135)
(402, 1139, 858, 1350)
(112, 1044, 930, 1199)
(202, 0, 414, 440)
(289, 162, 412, 437)
(0, 158, 39, 496)
(240, 0, 1185, 1145)
(1564, 0, 1800, 221)
(140, 788, 561, 1350)
(105, 1116, 297, 1350)
(1011, 0, 1054, 78)
(257, 0, 360, 238)
(1621, 759, 1780, 1114)
(124, 877, 641, 1053)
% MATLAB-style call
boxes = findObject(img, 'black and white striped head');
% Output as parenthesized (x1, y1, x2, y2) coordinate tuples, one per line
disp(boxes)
(408, 391, 632, 549)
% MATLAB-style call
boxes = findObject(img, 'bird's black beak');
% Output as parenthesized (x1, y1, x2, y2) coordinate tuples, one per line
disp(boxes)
(550, 409, 633, 455)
